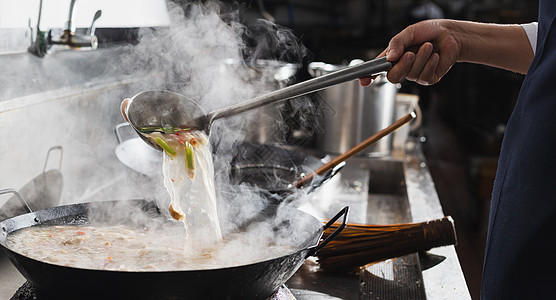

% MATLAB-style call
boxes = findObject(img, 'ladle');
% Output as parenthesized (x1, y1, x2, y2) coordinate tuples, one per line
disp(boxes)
(122, 56, 393, 151)
(293, 111, 417, 188)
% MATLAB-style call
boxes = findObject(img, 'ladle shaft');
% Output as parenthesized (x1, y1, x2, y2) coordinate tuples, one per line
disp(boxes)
(207, 57, 392, 123)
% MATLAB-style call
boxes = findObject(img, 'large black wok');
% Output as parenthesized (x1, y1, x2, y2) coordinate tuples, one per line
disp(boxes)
(0, 199, 348, 300)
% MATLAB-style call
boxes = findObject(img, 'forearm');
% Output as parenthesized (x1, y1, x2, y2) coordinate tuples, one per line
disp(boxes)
(366, 19, 536, 86)
(450, 20, 534, 74)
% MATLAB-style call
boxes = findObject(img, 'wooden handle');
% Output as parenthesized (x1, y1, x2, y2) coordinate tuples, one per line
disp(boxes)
(317, 216, 457, 272)
(294, 111, 416, 188)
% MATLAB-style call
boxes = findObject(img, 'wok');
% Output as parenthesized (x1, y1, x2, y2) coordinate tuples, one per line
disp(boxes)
(0, 146, 63, 221)
(114, 122, 343, 198)
(229, 142, 344, 200)
(0, 199, 348, 300)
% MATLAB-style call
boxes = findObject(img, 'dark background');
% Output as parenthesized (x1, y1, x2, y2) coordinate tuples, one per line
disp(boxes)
(234, 1, 538, 299)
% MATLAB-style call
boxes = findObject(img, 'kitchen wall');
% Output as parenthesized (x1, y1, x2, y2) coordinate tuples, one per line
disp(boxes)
(0, 48, 163, 213)
(0, 0, 170, 53)
(0, 0, 172, 212)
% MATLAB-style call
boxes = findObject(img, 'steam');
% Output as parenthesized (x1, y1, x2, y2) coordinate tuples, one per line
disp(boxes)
(0, 0, 332, 271)
(117, 0, 320, 256)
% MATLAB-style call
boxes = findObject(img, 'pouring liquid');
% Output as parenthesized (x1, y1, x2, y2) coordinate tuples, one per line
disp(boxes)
(146, 129, 222, 256)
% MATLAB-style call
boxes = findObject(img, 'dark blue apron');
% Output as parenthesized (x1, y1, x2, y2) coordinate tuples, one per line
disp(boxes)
(482, 1, 556, 299)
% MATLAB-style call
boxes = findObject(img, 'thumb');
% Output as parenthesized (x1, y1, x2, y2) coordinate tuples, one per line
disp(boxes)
(386, 25, 418, 61)
(121, 98, 130, 122)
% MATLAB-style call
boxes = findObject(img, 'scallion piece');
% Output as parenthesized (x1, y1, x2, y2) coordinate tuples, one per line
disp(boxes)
(185, 141, 195, 179)
(155, 137, 177, 157)
(139, 126, 161, 133)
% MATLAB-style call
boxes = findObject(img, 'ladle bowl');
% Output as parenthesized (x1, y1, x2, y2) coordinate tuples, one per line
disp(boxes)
(123, 56, 393, 151)
(124, 90, 207, 151)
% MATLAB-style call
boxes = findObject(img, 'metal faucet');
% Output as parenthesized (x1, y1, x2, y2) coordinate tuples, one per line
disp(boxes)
(28, 0, 102, 57)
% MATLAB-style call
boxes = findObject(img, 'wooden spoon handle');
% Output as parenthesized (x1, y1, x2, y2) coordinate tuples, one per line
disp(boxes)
(294, 111, 416, 188)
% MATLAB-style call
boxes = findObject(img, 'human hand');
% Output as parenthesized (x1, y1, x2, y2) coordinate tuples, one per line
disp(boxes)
(121, 98, 130, 122)
(360, 19, 461, 86)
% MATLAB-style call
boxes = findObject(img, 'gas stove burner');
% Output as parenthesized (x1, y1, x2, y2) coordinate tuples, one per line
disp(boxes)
(12, 282, 296, 300)
(270, 285, 297, 300)
(12, 281, 42, 300)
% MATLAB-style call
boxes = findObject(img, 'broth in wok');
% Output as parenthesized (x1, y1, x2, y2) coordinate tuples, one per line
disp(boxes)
(6, 222, 297, 272)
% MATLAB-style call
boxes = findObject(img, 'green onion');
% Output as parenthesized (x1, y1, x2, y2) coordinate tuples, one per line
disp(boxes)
(139, 126, 162, 133)
(140, 126, 192, 134)
(185, 141, 195, 178)
(155, 137, 177, 157)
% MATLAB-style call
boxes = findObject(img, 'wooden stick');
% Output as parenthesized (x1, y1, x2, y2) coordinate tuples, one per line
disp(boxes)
(294, 111, 416, 188)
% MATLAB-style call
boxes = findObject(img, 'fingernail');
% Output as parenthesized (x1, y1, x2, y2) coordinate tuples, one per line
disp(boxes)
(417, 79, 430, 86)
(407, 52, 415, 63)
(386, 50, 397, 60)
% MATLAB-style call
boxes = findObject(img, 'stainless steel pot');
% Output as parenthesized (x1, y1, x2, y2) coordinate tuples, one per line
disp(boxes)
(309, 60, 399, 157)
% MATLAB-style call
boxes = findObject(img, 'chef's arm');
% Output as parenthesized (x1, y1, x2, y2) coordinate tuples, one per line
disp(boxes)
(455, 20, 534, 74)
(361, 19, 535, 86)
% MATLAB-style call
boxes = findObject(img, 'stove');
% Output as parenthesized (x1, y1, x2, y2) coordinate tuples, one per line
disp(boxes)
(10, 282, 297, 300)
(12, 282, 40, 300)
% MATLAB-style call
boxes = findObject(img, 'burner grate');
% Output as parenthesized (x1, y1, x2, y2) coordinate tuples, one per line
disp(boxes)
(12, 282, 296, 300)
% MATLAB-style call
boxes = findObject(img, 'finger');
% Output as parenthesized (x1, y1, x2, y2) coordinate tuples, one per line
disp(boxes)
(386, 52, 415, 84)
(387, 37, 407, 61)
(360, 48, 388, 86)
(359, 77, 372, 86)
(417, 53, 440, 85)
(406, 42, 434, 81)
(386, 25, 418, 61)
(376, 47, 388, 59)
(359, 75, 379, 86)
(121, 98, 130, 122)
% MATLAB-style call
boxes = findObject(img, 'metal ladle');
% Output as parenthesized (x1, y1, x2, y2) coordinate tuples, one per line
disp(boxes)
(123, 56, 392, 151)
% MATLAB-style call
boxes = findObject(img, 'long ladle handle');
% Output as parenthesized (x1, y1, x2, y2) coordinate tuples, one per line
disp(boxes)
(206, 57, 392, 123)
(294, 111, 417, 188)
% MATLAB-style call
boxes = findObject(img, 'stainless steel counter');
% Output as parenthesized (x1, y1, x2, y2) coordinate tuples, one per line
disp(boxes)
(403, 138, 471, 299)
(284, 137, 471, 299)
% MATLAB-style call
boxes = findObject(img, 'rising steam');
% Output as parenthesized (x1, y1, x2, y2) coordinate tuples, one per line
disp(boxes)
(117, 0, 319, 241)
